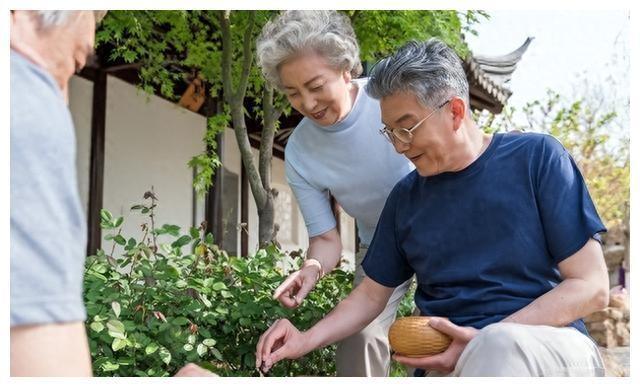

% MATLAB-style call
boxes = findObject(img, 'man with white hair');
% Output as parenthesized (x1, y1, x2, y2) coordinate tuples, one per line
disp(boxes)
(10, 10, 211, 377)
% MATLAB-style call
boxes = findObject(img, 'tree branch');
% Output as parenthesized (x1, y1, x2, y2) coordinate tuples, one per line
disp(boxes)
(219, 10, 234, 104)
(219, 10, 267, 209)
(259, 85, 277, 191)
(236, 10, 256, 104)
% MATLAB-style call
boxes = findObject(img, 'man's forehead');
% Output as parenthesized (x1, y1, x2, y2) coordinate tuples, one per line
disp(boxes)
(380, 92, 420, 124)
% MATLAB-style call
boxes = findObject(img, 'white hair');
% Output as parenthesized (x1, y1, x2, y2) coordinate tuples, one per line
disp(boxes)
(367, 39, 470, 109)
(33, 10, 107, 29)
(256, 10, 362, 89)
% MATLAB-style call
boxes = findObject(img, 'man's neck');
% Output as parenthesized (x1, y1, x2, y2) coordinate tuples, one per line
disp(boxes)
(446, 122, 492, 173)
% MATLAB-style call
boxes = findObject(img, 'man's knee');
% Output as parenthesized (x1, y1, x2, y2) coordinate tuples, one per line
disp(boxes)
(455, 323, 533, 376)
(470, 322, 529, 352)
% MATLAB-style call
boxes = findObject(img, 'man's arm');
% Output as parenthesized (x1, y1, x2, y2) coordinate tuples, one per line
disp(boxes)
(503, 238, 609, 326)
(257, 276, 393, 371)
(11, 322, 92, 376)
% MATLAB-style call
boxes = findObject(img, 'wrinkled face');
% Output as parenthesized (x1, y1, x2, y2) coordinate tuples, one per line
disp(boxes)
(49, 11, 97, 84)
(278, 52, 353, 126)
(380, 92, 453, 176)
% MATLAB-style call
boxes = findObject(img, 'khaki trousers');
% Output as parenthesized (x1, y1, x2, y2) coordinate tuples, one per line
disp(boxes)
(335, 246, 412, 376)
(427, 322, 605, 377)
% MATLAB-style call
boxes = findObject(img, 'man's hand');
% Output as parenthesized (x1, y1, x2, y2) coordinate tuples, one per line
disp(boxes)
(273, 264, 321, 308)
(174, 363, 217, 377)
(255, 319, 310, 373)
(392, 317, 479, 374)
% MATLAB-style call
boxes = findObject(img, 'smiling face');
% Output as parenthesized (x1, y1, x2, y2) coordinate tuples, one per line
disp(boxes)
(278, 51, 354, 126)
(380, 91, 459, 176)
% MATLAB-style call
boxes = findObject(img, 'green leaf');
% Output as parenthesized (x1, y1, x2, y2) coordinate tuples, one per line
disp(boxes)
(199, 293, 212, 308)
(189, 227, 200, 239)
(100, 209, 113, 222)
(90, 321, 105, 333)
(111, 301, 121, 318)
(210, 347, 223, 361)
(159, 347, 172, 365)
(183, 344, 194, 351)
(114, 235, 127, 245)
(130, 204, 144, 211)
(172, 316, 190, 326)
(114, 216, 124, 228)
(145, 342, 159, 355)
(171, 235, 192, 248)
(196, 343, 207, 357)
(188, 335, 197, 345)
(210, 282, 227, 291)
(112, 338, 127, 352)
(202, 338, 216, 347)
(101, 361, 119, 372)
(106, 319, 126, 339)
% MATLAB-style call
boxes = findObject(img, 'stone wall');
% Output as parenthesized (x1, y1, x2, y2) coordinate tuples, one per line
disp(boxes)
(584, 286, 630, 348)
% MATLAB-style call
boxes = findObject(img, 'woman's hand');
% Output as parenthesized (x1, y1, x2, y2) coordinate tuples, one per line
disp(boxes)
(273, 264, 322, 308)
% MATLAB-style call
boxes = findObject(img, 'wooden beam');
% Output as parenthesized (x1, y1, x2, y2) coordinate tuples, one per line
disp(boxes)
(86, 70, 107, 256)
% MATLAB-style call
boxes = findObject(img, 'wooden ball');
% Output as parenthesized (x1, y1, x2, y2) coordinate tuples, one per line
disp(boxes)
(388, 316, 452, 357)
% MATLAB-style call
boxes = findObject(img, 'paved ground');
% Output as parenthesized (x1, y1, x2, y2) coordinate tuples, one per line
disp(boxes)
(603, 346, 630, 376)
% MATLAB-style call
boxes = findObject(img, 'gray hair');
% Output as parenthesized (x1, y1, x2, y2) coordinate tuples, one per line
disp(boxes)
(366, 38, 469, 109)
(33, 10, 107, 29)
(256, 10, 362, 89)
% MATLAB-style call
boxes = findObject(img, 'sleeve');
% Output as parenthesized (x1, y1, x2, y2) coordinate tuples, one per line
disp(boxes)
(10, 94, 87, 327)
(361, 183, 414, 287)
(535, 135, 607, 264)
(285, 156, 337, 238)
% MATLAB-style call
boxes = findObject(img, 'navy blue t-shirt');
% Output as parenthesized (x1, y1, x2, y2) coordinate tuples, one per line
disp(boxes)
(362, 132, 606, 336)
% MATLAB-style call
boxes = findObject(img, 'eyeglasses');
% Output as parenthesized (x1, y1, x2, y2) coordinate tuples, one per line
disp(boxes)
(379, 99, 451, 145)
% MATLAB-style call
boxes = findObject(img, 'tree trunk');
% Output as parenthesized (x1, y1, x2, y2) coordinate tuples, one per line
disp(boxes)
(258, 194, 275, 246)
(219, 10, 280, 248)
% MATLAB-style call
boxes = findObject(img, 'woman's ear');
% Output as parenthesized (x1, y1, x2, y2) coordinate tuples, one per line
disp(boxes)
(342, 70, 353, 84)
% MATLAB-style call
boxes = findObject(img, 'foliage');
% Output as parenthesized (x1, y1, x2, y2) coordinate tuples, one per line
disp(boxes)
(84, 194, 355, 376)
(475, 89, 630, 229)
(348, 10, 488, 62)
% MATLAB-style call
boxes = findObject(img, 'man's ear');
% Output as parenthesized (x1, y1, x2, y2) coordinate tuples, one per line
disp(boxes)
(450, 97, 467, 131)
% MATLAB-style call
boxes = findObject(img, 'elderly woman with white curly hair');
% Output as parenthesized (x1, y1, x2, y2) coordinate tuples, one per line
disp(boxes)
(255, 10, 414, 376)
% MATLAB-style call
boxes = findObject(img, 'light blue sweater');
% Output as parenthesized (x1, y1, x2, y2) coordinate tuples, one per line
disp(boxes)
(285, 78, 414, 245)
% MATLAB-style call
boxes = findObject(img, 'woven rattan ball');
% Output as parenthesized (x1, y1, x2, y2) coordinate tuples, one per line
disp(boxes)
(388, 316, 452, 357)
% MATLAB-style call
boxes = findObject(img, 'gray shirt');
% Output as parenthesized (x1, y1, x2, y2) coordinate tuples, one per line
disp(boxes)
(10, 50, 87, 326)
(285, 78, 414, 245)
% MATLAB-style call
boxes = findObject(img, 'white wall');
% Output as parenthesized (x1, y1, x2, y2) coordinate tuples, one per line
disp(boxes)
(101, 76, 206, 250)
(219, 128, 243, 255)
(68, 76, 93, 219)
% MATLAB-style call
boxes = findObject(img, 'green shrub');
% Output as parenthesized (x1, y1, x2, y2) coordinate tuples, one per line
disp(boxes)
(84, 193, 355, 376)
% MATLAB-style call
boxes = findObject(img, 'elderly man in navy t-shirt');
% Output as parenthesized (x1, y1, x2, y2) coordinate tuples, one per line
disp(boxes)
(256, 38, 609, 377)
